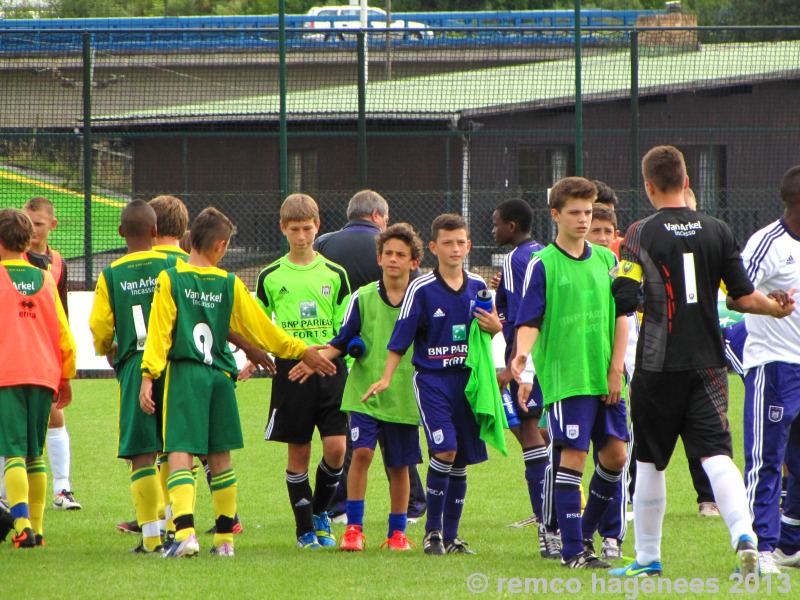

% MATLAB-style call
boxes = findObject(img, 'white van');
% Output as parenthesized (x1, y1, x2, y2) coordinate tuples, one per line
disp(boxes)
(304, 6, 433, 41)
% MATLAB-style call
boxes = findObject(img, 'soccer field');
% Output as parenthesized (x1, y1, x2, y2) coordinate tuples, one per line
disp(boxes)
(3, 376, 797, 599)
(0, 166, 125, 258)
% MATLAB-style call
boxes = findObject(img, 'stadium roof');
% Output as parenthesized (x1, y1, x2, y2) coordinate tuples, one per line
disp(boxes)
(93, 41, 800, 127)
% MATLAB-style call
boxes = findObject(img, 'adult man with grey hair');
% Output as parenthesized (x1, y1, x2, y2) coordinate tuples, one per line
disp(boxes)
(314, 189, 426, 523)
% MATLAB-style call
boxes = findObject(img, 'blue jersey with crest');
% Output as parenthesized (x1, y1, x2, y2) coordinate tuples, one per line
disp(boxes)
(388, 268, 487, 371)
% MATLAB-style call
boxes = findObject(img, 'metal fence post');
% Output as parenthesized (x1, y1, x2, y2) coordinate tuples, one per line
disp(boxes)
(82, 32, 93, 289)
(630, 27, 640, 221)
(358, 30, 367, 189)
(573, 0, 583, 177)
(279, 0, 288, 253)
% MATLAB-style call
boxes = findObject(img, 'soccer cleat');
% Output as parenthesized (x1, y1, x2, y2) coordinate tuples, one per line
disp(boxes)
(562, 549, 611, 569)
(698, 502, 721, 517)
(423, 530, 445, 555)
(736, 535, 759, 579)
(116, 520, 142, 534)
(53, 490, 81, 510)
(339, 525, 365, 552)
(406, 517, 419, 525)
(205, 521, 244, 535)
(313, 513, 336, 547)
(609, 559, 663, 577)
(0, 506, 14, 543)
(161, 533, 199, 558)
(601, 538, 623, 561)
(330, 513, 348, 525)
(538, 523, 562, 559)
(759, 551, 781, 575)
(35, 534, 45, 547)
(773, 548, 800, 568)
(381, 530, 416, 551)
(508, 515, 539, 528)
(131, 538, 162, 554)
(12, 527, 36, 549)
(582, 537, 596, 555)
(297, 531, 322, 549)
(210, 542, 235, 557)
(445, 537, 475, 554)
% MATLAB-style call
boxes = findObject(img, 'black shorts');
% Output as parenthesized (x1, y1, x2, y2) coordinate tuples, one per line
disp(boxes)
(630, 368, 733, 471)
(265, 357, 348, 445)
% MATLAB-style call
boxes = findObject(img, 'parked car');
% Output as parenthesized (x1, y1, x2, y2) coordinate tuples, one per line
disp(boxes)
(304, 6, 433, 41)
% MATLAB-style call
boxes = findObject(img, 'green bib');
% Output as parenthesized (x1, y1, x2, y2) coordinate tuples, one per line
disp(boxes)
(532, 244, 616, 406)
(341, 282, 419, 425)
(168, 267, 238, 376)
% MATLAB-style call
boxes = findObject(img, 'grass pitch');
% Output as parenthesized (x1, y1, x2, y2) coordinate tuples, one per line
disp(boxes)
(2, 376, 797, 599)
(0, 166, 125, 258)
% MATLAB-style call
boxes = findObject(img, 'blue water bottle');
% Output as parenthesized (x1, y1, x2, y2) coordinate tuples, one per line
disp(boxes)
(347, 336, 366, 358)
(473, 288, 493, 315)
(502, 388, 521, 429)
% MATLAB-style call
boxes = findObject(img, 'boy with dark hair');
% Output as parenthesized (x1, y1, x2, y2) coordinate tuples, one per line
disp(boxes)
(255, 193, 351, 549)
(365, 213, 501, 555)
(0, 208, 76, 548)
(90, 200, 179, 554)
(491, 199, 549, 533)
(22, 197, 79, 511)
(610, 145, 794, 578)
(512, 177, 629, 570)
(291, 222, 425, 551)
(139, 206, 334, 558)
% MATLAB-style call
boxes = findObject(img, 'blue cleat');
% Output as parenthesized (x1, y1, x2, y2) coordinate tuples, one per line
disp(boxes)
(313, 513, 337, 547)
(297, 531, 322, 549)
(161, 533, 199, 558)
(736, 535, 758, 578)
(608, 560, 663, 577)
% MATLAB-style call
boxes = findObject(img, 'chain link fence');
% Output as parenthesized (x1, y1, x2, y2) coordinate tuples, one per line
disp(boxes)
(0, 22, 797, 289)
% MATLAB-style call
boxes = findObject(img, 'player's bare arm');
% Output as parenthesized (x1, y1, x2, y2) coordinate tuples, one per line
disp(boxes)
(511, 325, 539, 381)
(727, 287, 796, 318)
(301, 345, 337, 375)
(602, 314, 629, 406)
(55, 379, 72, 409)
(229, 330, 276, 376)
(139, 376, 156, 415)
(362, 350, 403, 402)
(474, 304, 503, 336)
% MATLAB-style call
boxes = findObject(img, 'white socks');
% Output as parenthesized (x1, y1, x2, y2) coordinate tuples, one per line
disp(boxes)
(633, 461, 666, 565)
(702, 455, 756, 549)
(47, 426, 72, 493)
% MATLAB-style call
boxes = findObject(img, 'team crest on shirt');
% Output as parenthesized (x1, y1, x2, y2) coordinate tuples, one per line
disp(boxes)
(351, 427, 359, 441)
(321, 285, 332, 297)
(452, 324, 467, 342)
(769, 406, 784, 423)
(299, 301, 318, 319)
(432, 429, 444, 444)
(566, 425, 580, 439)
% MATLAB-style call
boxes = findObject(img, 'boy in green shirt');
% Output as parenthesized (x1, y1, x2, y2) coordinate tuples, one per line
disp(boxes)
(289, 222, 424, 551)
(253, 193, 351, 549)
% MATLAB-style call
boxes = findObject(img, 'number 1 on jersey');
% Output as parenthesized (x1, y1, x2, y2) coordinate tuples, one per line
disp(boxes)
(132, 304, 147, 350)
(683, 253, 698, 304)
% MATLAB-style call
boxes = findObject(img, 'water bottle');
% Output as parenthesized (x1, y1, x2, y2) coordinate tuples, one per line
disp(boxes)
(347, 336, 366, 358)
(502, 388, 520, 429)
(473, 288, 493, 315)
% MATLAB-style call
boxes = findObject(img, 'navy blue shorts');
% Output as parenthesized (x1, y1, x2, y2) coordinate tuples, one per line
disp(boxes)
(510, 378, 545, 421)
(349, 411, 422, 469)
(413, 369, 488, 467)
(548, 395, 629, 452)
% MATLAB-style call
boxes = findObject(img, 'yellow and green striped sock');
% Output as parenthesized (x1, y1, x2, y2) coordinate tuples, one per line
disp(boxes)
(131, 465, 161, 551)
(4, 457, 31, 533)
(168, 469, 196, 542)
(26, 458, 47, 536)
(211, 469, 237, 548)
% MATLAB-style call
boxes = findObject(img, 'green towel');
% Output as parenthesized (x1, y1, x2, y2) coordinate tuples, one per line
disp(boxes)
(465, 320, 508, 456)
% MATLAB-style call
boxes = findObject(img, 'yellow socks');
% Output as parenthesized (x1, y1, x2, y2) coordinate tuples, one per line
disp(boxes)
(4, 457, 31, 533)
(131, 465, 161, 551)
(211, 469, 237, 548)
(26, 458, 47, 536)
(168, 469, 196, 542)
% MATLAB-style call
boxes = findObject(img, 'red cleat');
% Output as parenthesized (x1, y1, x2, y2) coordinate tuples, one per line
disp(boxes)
(339, 525, 365, 552)
(380, 530, 416, 551)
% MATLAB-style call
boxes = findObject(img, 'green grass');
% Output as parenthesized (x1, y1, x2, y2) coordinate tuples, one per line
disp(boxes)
(0, 166, 125, 258)
(2, 376, 798, 599)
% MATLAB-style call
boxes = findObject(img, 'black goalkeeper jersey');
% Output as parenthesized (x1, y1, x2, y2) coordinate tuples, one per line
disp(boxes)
(620, 206, 754, 372)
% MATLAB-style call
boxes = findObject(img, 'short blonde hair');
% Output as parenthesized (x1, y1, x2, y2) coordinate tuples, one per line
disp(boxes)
(280, 193, 320, 224)
(0, 208, 34, 252)
(24, 196, 55, 218)
(148, 194, 189, 238)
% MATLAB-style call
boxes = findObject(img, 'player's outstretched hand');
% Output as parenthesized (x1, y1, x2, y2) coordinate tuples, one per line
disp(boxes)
(139, 376, 156, 415)
(302, 345, 337, 376)
(288, 362, 315, 384)
(238, 360, 257, 382)
(517, 382, 531, 412)
(510, 353, 528, 383)
(475, 304, 502, 336)
(56, 379, 72, 409)
(244, 347, 276, 376)
(362, 378, 389, 403)
(768, 288, 796, 317)
(489, 269, 502, 291)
